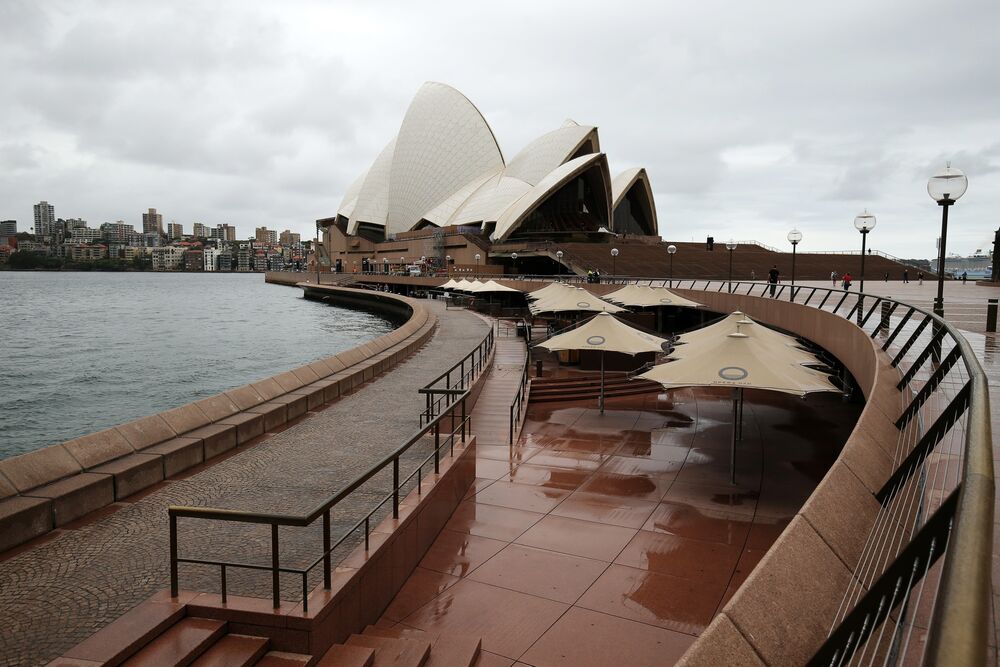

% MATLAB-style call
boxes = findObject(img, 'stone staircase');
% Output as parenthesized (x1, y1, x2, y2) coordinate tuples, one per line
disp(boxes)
(51, 597, 482, 666)
(529, 373, 661, 403)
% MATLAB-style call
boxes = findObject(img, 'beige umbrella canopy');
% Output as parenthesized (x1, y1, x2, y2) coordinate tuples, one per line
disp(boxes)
(528, 283, 627, 315)
(439, 278, 460, 289)
(537, 312, 670, 411)
(453, 279, 481, 292)
(602, 284, 704, 309)
(640, 311, 838, 482)
(466, 279, 523, 294)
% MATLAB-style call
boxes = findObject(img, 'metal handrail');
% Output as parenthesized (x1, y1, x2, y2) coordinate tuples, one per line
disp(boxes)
(169, 324, 496, 612)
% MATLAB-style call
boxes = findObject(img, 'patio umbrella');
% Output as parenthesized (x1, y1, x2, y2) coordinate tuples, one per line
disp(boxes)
(439, 278, 460, 290)
(602, 284, 704, 309)
(536, 312, 670, 412)
(473, 279, 523, 294)
(528, 284, 627, 315)
(640, 312, 838, 483)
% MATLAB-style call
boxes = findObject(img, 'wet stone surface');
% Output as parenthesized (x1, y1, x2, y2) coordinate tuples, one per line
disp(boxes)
(0, 300, 488, 667)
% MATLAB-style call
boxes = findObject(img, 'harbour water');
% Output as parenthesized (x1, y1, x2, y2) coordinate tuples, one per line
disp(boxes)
(0, 272, 395, 459)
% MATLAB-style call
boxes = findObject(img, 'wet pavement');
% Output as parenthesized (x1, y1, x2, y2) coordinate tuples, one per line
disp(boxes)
(378, 335, 860, 666)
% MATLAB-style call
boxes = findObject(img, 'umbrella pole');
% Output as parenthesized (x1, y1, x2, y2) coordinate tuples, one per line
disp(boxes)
(738, 388, 745, 440)
(731, 388, 738, 484)
(600, 351, 605, 414)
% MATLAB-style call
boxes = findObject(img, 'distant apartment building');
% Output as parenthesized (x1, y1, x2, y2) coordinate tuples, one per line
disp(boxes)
(34, 201, 55, 237)
(151, 246, 185, 271)
(253, 252, 268, 271)
(69, 244, 107, 262)
(203, 246, 220, 271)
(108, 245, 141, 262)
(255, 227, 277, 244)
(101, 221, 138, 244)
(216, 224, 237, 241)
(216, 250, 233, 271)
(142, 208, 163, 236)
(167, 222, 183, 239)
(64, 218, 87, 233)
(69, 227, 102, 243)
(192, 222, 207, 238)
(279, 230, 301, 245)
(183, 248, 204, 271)
(0, 220, 16, 237)
(143, 232, 162, 247)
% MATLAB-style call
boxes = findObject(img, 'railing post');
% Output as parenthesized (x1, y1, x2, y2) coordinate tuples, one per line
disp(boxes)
(392, 456, 399, 519)
(323, 510, 331, 589)
(460, 360, 465, 389)
(461, 396, 467, 441)
(988, 299, 998, 333)
(434, 421, 440, 474)
(169, 512, 178, 598)
(271, 524, 280, 609)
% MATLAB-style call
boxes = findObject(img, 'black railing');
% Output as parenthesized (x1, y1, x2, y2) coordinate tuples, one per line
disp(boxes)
(508, 354, 530, 445)
(168, 326, 496, 612)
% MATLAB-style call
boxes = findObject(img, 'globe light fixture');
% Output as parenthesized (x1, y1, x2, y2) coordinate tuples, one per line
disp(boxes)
(853, 210, 876, 324)
(611, 247, 619, 284)
(556, 249, 564, 277)
(927, 163, 968, 317)
(511, 252, 518, 275)
(474, 252, 481, 276)
(725, 240, 737, 293)
(787, 229, 802, 300)
(667, 244, 677, 286)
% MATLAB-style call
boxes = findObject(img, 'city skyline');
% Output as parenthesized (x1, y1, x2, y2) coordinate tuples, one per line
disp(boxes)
(1, 1, 998, 258)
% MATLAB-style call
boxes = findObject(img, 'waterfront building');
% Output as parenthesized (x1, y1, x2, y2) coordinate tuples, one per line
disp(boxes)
(142, 232, 162, 248)
(33, 201, 55, 238)
(68, 244, 107, 262)
(216, 249, 233, 271)
(255, 226, 278, 244)
(167, 222, 183, 239)
(100, 221, 136, 244)
(0, 220, 15, 237)
(192, 222, 207, 238)
(151, 245, 184, 271)
(183, 248, 204, 271)
(279, 229, 300, 245)
(142, 208, 163, 236)
(107, 244, 141, 262)
(203, 246, 220, 271)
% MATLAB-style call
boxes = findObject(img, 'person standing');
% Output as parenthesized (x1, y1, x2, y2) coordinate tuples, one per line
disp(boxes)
(831, 270, 838, 286)
(962, 271, 968, 284)
(767, 264, 780, 297)
(883, 272, 889, 282)
(750, 269, 756, 281)
(903, 269, 909, 283)
(843, 272, 852, 290)
(918, 271, 924, 286)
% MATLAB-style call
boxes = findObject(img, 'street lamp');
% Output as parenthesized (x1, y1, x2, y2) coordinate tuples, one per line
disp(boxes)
(383, 257, 388, 275)
(474, 252, 481, 276)
(511, 252, 518, 275)
(667, 244, 677, 287)
(928, 163, 968, 318)
(315, 220, 321, 283)
(787, 229, 802, 300)
(611, 247, 619, 284)
(556, 249, 564, 278)
(853, 210, 876, 325)
(725, 239, 737, 293)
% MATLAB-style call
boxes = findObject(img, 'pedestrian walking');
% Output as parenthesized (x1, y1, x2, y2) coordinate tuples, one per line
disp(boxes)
(750, 269, 756, 281)
(903, 269, 909, 283)
(962, 271, 968, 284)
(843, 272, 852, 290)
(831, 270, 838, 286)
(883, 272, 889, 282)
(918, 271, 924, 286)
(767, 264, 780, 297)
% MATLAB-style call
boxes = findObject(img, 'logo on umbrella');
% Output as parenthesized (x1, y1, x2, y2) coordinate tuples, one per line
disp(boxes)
(577, 301, 592, 308)
(587, 335, 606, 346)
(718, 366, 749, 380)
(659, 297, 673, 304)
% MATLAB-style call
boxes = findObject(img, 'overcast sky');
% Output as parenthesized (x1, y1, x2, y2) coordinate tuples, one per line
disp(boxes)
(2, 0, 998, 258)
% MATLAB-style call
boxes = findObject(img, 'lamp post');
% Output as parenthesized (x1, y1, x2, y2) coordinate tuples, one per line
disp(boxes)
(611, 247, 619, 284)
(667, 244, 676, 287)
(725, 239, 737, 293)
(383, 257, 388, 275)
(556, 250, 564, 278)
(511, 252, 518, 275)
(928, 163, 968, 318)
(446, 255, 452, 276)
(474, 252, 481, 277)
(787, 229, 802, 300)
(853, 210, 876, 325)
(315, 220, 321, 284)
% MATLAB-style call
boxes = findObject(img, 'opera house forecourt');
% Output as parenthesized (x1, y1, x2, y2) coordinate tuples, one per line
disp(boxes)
(5, 82, 995, 667)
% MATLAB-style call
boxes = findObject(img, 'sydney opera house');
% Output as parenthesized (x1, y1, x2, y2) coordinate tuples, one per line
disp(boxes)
(321, 82, 658, 274)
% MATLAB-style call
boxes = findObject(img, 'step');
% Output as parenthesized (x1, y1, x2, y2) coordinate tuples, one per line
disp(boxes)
(190, 634, 269, 667)
(254, 651, 313, 667)
(314, 644, 376, 667)
(345, 634, 431, 667)
(361, 627, 480, 667)
(529, 380, 658, 394)
(121, 617, 226, 667)
(530, 385, 662, 403)
(60, 598, 187, 666)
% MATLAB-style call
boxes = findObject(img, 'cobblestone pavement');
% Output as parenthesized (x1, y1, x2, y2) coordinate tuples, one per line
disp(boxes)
(0, 300, 489, 667)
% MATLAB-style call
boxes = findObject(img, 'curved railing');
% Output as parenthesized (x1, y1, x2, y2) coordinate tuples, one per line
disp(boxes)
(167, 326, 495, 612)
(503, 274, 991, 665)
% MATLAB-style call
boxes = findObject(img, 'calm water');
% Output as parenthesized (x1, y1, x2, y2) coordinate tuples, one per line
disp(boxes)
(0, 272, 395, 459)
